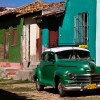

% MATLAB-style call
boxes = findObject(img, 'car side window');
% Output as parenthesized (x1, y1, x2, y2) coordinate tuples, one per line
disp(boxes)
(42, 53, 48, 61)
(48, 53, 55, 62)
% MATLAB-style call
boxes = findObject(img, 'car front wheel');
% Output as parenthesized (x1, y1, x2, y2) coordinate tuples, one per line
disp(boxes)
(58, 80, 66, 97)
(36, 78, 44, 91)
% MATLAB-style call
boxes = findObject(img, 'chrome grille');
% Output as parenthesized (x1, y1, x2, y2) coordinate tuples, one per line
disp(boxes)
(75, 74, 100, 84)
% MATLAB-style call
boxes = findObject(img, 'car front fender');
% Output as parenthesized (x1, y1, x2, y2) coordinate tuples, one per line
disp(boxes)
(33, 65, 42, 82)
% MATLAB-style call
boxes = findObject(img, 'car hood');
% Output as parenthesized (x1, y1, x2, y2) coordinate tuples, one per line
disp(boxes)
(56, 59, 96, 74)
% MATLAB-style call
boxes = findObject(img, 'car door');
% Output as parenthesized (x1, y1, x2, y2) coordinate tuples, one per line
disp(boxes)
(41, 52, 56, 85)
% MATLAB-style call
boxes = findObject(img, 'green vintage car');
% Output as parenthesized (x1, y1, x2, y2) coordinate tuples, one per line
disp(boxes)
(33, 46, 100, 97)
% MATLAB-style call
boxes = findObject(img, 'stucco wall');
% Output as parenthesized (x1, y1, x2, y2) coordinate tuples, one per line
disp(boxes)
(59, 0, 96, 59)
(30, 24, 37, 56)
(0, 18, 24, 62)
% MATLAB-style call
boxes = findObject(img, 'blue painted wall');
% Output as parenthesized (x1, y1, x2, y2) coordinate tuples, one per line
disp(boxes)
(60, 0, 96, 59)
(42, 21, 49, 48)
(42, 0, 96, 59)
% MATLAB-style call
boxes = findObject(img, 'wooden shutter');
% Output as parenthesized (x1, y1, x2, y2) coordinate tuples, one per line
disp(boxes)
(49, 22, 58, 47)
(12, 28, 17, 46)
(37, 28, 42, 60)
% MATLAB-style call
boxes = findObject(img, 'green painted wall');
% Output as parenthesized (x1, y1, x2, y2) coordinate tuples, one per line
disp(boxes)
(0, 18, 24, 62)
(8, 18, 24, 62)
(0, 29, 5, 62)
(0, 29, 5, 45)
(59, 0, 96, 59)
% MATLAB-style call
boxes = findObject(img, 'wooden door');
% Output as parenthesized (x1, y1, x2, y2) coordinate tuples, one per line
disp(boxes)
(49, 22, 58, 47)
(37, 28, 42, 60)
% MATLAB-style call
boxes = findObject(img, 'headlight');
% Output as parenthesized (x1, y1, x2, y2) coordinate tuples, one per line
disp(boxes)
(68, 73, 75, 80)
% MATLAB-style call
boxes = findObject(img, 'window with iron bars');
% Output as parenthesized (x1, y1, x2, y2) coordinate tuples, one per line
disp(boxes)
(74, 13, 88, 45)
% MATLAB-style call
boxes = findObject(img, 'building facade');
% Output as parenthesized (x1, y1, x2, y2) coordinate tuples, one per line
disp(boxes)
(41, 0, 98, 65)
(0, 0, 100, 79)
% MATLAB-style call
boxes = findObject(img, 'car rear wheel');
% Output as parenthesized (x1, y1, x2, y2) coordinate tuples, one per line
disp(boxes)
(36, 78, 44, 91)
(58, 80, 66, 97)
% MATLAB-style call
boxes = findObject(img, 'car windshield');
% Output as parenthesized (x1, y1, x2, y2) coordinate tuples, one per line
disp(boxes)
(56, 49, 90, 60)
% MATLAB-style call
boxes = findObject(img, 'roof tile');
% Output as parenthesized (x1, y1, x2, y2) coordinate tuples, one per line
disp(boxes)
(0, 1, 65, 17)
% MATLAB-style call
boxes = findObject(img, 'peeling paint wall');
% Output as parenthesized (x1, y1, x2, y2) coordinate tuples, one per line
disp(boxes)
(22, 25, 29, 62)
(30, 24, 40, 65)
(30, 24, 37, 56)
(22, 23, 40, 68)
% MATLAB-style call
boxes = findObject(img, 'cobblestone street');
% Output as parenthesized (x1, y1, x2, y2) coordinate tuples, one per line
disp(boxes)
(0, 80, 100, 100)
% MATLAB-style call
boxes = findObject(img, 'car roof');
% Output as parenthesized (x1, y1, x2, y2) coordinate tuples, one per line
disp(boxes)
(44, 47, 89, 53)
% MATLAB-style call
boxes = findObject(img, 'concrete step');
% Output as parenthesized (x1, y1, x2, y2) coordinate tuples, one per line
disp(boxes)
(15, 69, 34, 80)
(0, 67, 20, 79)
(3, 67, 20, 75)
(0, 62, 21, 78)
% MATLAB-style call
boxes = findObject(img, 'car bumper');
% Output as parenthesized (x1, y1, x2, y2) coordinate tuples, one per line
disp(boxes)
(63, 84, 100, 91)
